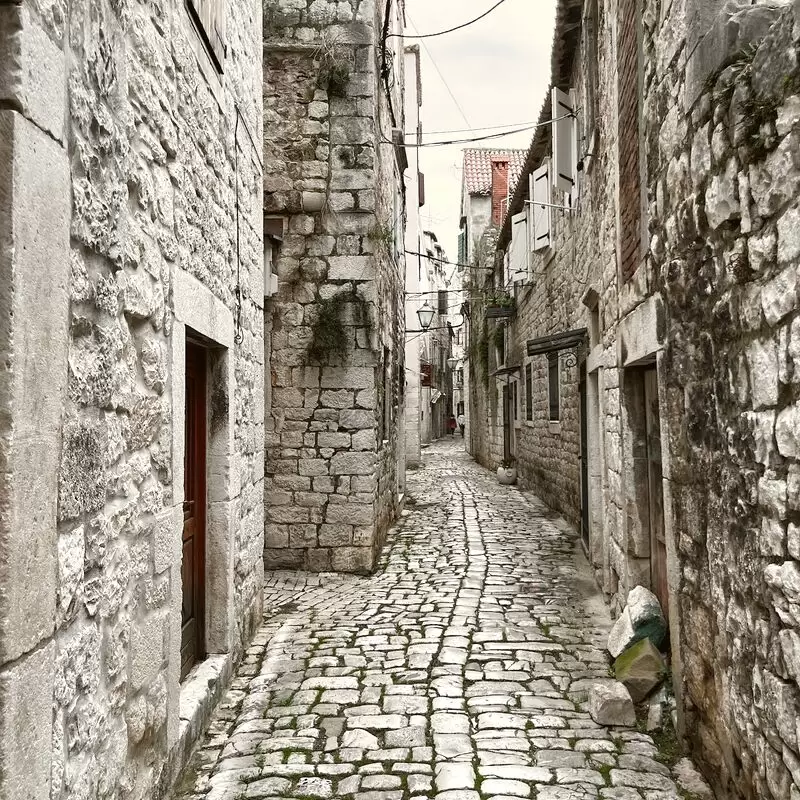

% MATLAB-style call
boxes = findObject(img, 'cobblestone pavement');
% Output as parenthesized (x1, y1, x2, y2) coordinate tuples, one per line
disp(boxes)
(174, 439, 686, 800)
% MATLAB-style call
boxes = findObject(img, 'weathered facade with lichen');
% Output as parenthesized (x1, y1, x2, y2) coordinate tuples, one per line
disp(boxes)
(263, 0, 407, 573)
(0, 2, 264, 798)
(470, 0, 800, 796)
(646, 1, 800, 796)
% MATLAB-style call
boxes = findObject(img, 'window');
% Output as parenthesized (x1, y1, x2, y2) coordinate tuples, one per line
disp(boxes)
(187, 0, 227, 72)
(525, 364, 533, 421)
(494, 324, 505, 367)
(548, 354, 560, 421)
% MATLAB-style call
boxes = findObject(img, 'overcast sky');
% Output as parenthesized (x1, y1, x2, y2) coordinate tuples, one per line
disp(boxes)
(403, 0, 557, 260)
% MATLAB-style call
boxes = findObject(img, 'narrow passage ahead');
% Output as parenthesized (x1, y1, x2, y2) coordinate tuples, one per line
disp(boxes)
(175, 439, 685, 800)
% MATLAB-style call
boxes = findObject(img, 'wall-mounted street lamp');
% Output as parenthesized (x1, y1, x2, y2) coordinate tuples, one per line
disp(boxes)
(416, 301, 436, 331)
(446, 357, 459, 370)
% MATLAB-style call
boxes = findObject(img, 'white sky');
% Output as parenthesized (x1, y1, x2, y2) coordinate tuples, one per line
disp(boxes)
(403, 0, 558, 260)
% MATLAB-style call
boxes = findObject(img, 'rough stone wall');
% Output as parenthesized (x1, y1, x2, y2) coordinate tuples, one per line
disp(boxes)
(263, 0, 405, 573)
(644, 0, 800, 796)
(0, 2, 264, 799)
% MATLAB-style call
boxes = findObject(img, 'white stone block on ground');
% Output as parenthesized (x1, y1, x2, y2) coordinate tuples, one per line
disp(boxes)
(588, 681, 636, 727)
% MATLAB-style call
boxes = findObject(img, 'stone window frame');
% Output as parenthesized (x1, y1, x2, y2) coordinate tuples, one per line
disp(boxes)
(167, 269, 237, 742)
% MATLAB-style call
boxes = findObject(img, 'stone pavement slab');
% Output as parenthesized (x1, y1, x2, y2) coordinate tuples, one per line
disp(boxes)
(172, 440, 694, 800)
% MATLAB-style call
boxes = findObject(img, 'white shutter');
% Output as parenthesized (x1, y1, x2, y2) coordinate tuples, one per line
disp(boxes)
(510, 211, 528, 283)
(530, 160, 552, 253)
(551, 87, 577, 195)
(188, 0, 227, 69)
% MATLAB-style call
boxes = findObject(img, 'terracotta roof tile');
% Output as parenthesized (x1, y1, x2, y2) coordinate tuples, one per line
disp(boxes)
(462, 148, 528, 196)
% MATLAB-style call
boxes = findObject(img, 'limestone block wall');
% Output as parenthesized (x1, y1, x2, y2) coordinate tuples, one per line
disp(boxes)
(0, 2, 264, 799)
(263, 0, 405, 573)
(644, 0, 800, 796)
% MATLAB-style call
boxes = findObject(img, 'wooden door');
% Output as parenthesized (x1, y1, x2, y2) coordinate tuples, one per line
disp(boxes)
(579, 365, 590, 551)
(644, 368, 668, 620)
(502, 383, 512, 463)
(181, 341, 207, 680)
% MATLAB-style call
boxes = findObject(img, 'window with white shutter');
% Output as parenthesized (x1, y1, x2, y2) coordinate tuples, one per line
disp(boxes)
(510, 211, 529, 284)
(187, 0, 227, 73)
(551, 87, 578, 197)
(529, 160, 552, 254)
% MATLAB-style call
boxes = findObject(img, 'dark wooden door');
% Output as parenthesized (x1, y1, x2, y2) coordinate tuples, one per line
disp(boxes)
(579, 365, 589, 550)
(181, 341, 207, 680)
(644, 368, 668, 620)
(502, 384, 512, 463)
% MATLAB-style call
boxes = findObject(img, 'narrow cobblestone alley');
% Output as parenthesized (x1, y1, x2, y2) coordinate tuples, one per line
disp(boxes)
(174, 440, 686, 800)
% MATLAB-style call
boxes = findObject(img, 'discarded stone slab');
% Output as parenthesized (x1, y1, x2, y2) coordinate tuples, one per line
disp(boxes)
(607, 586, 667, 657)
(588, 682, 636, 727)
(614, 638, 666, 702)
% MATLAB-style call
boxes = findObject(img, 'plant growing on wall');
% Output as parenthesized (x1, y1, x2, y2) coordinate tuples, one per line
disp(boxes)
(308, 295, 348, 363)
(368, 222, 395, 253)
(307, 291, 373, 364)
(315, 33, 351, 98)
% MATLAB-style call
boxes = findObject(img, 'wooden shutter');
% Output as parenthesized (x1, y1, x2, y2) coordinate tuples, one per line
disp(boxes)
(438, 290, 448, 316)
(457, 228, 467, 266)
(529, 161, 552, 253)
(548, 354, 560, 421)
(187, 0, 227, 72)
(551, 87, 577, 195)
(617, 2, 641, 282)
(510, 211, 528, 283)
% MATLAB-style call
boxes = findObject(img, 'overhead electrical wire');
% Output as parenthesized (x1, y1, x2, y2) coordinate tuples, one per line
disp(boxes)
(381, 113, 570, 150)
(388, 0, 511, 39)
(386, 123, 537, 149)
(407, 119, 539, 137)
(404, 249, 495, 271)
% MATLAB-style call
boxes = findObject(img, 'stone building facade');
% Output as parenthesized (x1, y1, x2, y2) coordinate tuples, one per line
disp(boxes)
(263, 0, 408, 573)
(0, 2, 264, 799)
(469, 0, 800, 796)
(459, 148, 526, 459)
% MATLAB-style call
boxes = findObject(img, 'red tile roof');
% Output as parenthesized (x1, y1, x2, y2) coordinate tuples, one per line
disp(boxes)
(462, 148, 528, 196)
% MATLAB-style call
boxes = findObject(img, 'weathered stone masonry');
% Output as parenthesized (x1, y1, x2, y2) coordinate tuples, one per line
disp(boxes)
(645, 1, 800, 796)
(0, 2, 264, 799)
(473, 0, 800, 797)
(263, 0, 406, 574)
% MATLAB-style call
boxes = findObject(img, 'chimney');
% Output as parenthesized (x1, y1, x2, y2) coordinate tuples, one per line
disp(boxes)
(490, 156, 510, 226)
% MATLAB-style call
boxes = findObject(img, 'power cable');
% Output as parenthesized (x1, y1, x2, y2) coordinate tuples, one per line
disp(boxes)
(388, 0, 511, 39)
(407, 119, 539, 137)
(385, 124, 537, 149)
